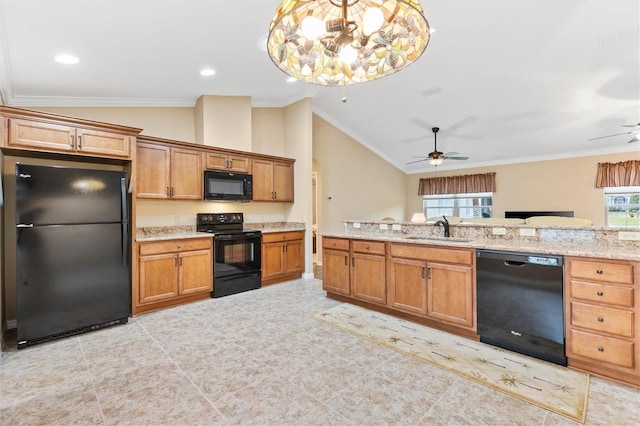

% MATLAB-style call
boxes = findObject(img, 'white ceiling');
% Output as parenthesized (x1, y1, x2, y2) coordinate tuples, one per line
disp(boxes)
(0, 0, 638, 173)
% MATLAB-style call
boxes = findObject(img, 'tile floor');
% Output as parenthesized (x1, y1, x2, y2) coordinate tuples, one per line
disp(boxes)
(1, 278, 639, 425)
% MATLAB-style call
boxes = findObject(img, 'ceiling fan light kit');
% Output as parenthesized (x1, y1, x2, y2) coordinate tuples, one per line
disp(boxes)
(267, 0, 430, 85)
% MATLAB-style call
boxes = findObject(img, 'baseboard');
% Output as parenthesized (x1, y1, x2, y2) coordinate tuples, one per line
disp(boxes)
(6, 319, 17, 330)
(302, 272, 315, 279)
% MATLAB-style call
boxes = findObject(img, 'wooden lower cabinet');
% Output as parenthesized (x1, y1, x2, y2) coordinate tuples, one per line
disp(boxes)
(323, 238, 476, 335)
(565, 256, 639, 386)
(135, 238, 212, 314)
(262, 231, 305, 285)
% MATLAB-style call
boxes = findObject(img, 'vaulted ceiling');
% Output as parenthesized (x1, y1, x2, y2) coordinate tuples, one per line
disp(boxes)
(0, 0, 638, 173)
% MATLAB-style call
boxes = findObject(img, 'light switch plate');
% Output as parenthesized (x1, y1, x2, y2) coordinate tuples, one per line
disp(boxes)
(618, 231, 640, 241)
(519, 228, 536, 237)
(392, 224, 402, 231)
(353, 222, 361, 228)
(492, 227, 507, 235)
(379, 224, 388, 230)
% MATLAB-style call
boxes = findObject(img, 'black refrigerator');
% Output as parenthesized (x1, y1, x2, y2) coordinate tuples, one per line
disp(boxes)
(15, 164, 130, 348)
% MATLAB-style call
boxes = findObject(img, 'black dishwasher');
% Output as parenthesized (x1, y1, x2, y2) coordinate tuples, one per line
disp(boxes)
(476, 250, 566, 366)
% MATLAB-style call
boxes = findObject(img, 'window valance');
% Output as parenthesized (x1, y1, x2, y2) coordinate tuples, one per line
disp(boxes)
(595, 160, 640, 188)
(418, 172, 496, 195)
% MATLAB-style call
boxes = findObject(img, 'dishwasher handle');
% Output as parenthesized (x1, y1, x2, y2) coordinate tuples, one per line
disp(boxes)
(504, 260, 526, 267)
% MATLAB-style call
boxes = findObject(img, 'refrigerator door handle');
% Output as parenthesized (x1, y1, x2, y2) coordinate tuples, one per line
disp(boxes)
(121, 222, 128, 266)
(120, 177, 129, 266)
(120, 178, 128, 222)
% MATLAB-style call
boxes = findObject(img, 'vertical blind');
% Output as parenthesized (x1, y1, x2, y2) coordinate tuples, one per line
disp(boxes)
(418, 172, 496, 195)
(595, 160, 640, 188)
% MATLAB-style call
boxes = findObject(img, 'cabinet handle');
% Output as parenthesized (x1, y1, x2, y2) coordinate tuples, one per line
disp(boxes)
(179, 257, 183, 266)
(228, 159, 233, 169)
(365, 246, 370, 250)
(174, 256, 178, 267)
(166, 186, 170, 196)
(284, 243, 288, 253)
(69, 135, 75, 147)
(596, 269, 603, 275)
(352, 257, 355, 267)
(597, 291, 604, 296)
(274, 191, 277, 200)
(177, 244, 182, 249)
(344, 255, 348, 265)
(77, 135, 82, 148)
(422, 266, 426, 279)
(171, 187, 175, 196)
(597, 316, 604, 322)
(597, 346, 604, 352)
(427, 267, 431, 280)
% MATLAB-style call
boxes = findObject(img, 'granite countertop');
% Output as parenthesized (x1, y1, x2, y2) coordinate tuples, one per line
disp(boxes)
(136, 222, 306, 242)
(322, 232, 640, 261)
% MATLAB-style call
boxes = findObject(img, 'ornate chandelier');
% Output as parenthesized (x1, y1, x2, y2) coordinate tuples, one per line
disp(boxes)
(267, 0, 430, 85)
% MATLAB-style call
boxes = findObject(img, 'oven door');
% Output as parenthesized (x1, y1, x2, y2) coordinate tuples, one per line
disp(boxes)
(213, 232, 262, 278)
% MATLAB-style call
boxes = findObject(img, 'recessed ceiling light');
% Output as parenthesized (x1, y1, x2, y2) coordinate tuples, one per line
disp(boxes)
(200, 68, 216, 76)
(286, 77, 297, 83)
(54, 54, 79, 64)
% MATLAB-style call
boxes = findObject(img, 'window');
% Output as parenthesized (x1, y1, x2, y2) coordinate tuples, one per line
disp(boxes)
(604, 186, 640, 228)
(423, 192, 493, 219)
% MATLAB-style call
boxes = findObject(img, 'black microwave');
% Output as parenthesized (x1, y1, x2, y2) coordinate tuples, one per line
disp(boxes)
(204, 170, 253, 202)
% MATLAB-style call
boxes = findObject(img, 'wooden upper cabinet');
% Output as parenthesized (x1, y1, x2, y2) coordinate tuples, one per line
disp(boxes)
(3, 112, 137, 160)
(136, 142, 201, 200)
(205, 151, 251, 173)
(170, 148, 202, 200)
(252, 158, 294, 202)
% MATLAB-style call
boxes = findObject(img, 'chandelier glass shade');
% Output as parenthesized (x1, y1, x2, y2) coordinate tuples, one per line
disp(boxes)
(267, 0, 430, 85)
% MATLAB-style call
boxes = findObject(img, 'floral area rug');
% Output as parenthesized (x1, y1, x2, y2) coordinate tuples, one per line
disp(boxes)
(313, 303, 589, 423)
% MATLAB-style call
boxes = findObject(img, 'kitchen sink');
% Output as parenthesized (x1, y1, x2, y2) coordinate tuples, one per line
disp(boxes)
(403, 236, 472, 243)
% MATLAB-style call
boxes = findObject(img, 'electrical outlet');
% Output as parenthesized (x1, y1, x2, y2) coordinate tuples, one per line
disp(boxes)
(392, 224, 402, 231)
(353, 222, 361, 228)
(618, 231, 640, 241)
(379, 223, 388, 230)
(492, 227, 507, 235)
(519, 228, 536, 237)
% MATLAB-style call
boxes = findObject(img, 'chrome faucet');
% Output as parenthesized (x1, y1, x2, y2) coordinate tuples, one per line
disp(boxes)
(434, 215, 450, 237)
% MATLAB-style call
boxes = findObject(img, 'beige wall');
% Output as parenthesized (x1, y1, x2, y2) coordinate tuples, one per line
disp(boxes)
(312, 114, 407, 237)
(195, 96, 252, 150)
(252, 107, 286, 157)
(28, 107, 197, 142)
(405, 151, 640, 227)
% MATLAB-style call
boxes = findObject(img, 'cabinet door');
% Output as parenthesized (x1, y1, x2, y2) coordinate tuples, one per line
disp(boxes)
(205, 152, 230, 171)
(178, 249, 213, 295)
(273, 161, 293, 202)
(283, 239, 304, 274)
(351, 253, 386, 305)
(7, 118, 75, 153)
(76, 128, 131, 159)
(171, 148, 202, 200)
(262, 241, 285, 280)
(137, 143, 171, 199)
(427, 262, 474, 327)
(388, 258, 428, 315)
(252, 159, 275, 201)
(323, 248, 351, 295)
(139, 253, 179, 304)
(228, 155, 252, 173)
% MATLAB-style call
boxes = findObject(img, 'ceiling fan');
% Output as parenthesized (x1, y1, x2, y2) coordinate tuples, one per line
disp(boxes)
(407, 127, 469, 166)
(588, 123, 640, 143)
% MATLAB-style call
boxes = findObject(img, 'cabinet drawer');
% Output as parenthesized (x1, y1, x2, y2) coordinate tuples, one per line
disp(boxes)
(352, 240, 386, 255)
(390, 244, 473, 265)
(262, 231, 304, 243)
(569, 280, 634, 307)
(570, 301, 634, 338)
(139, 238, 212, 255)
(323, 237, 350, 251)
(569, 259, 633, 285)
(569, 329, 634, 369)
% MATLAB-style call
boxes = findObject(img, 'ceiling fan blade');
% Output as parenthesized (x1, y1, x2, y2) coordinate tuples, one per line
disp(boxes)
(445, 156, 469, 160)
(411, 156, 429, 158)
(406, 159, 428, 165)
(447, 116, 478, 133)
(448, 133, 484, 141)
(587, 132, 632, 141)
(622, 123, 640, 127)
(443, 151, 459, 156)
(628, 136, 640, 143)
(409, 118, 433, 131)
